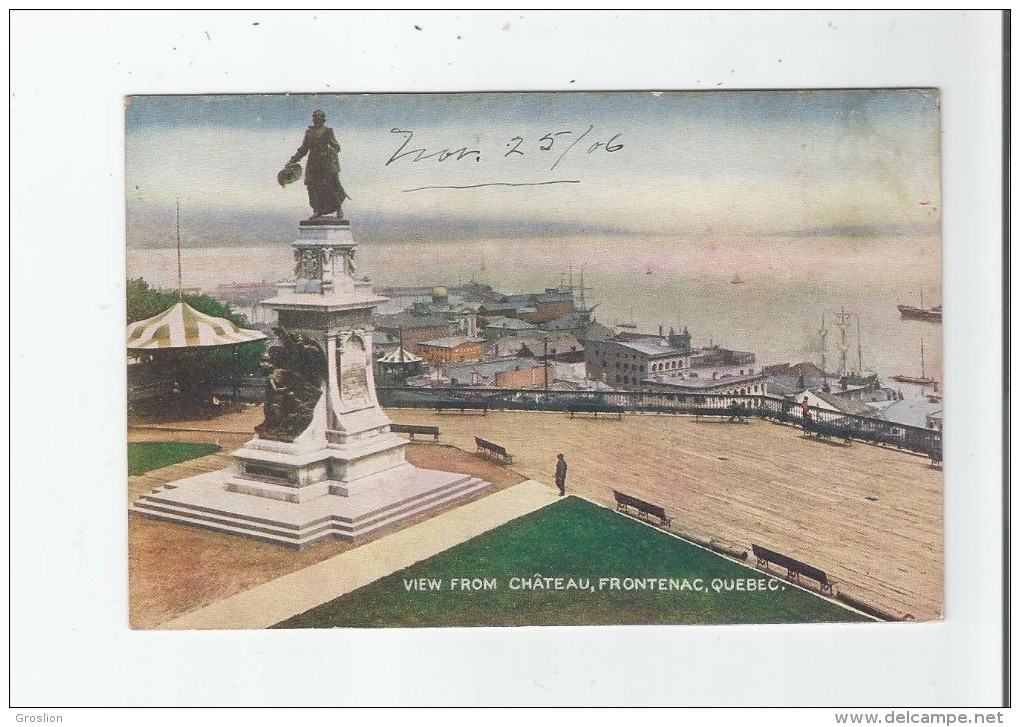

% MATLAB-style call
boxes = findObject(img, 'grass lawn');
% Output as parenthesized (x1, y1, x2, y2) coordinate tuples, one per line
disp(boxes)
(275, 497, 868, 628)
(128, 441, 221, 476)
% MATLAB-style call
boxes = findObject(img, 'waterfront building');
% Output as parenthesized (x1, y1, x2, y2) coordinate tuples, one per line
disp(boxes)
(643, 371, 769, 398)
(477, 288, 577, 325)
(482, 317, 538, 339)
(585, 336, 693, 389)
(405, 286, 481, 338)
(586, 324, 762, 391)
(373, 312, 458, 354)
(442, 357, 552, 388)
(416, 335, 485, 366)
(875, 398, 944, 431)
(543, 310, 612, 342)
(488, 335, 585, 363)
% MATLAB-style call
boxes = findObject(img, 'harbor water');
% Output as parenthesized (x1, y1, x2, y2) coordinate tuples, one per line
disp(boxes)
(127, 232, 943, 386)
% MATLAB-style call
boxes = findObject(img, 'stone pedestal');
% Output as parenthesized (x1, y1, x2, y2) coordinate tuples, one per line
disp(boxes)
(131, 220, 492, 547)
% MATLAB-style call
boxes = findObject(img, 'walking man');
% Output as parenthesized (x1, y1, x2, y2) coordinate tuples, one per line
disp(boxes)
(555, 453, 568, 497)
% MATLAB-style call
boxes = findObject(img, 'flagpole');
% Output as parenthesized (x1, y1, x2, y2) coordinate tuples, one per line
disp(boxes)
(176, 199, 183, 302)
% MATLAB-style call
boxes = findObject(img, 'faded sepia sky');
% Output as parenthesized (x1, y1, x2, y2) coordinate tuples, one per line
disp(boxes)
(126, 90, 941, 247)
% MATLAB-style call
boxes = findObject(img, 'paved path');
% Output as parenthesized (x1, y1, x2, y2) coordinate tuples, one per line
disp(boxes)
(156, 480, 560, 630)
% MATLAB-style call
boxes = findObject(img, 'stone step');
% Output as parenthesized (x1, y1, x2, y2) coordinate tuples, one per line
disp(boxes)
(135, 492, 327, 531)
(336, 473, 476, 522)
(335, 478, 491, 541)
(131, 475, 491, 548)
(131, 503, 326, 546)
(342, 477, 488, 530)
(131, 500, 315, 540)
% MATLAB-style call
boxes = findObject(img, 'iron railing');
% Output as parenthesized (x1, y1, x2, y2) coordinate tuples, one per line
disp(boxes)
(129, 379, 941, 456)
(375, 386, 941, 456)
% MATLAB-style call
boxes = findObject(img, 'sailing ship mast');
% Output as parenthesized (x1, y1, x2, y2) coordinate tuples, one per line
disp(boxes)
(890, 338, 936, 386)
(835, 307, 851, 377)
(856, 316, 864, 374)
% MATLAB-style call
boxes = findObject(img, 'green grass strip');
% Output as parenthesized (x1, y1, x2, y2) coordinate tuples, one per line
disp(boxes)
(275, 497, 867, 628)
(128, 441, 221, 476)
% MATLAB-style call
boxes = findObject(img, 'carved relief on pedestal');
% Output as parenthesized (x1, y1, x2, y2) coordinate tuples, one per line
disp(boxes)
(337, 333, 370, 409)
(295, 247, 324, 281)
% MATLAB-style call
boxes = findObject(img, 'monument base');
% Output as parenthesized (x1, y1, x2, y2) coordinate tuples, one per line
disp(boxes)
(130, 215, 494, 547)
(130, 464, 491, 547)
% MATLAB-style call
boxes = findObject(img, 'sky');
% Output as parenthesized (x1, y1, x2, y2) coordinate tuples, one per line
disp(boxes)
(125, 90, 941, 247)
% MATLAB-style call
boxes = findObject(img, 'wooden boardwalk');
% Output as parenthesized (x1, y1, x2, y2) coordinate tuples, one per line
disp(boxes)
(128, 404, 942, 622)
(387, 408, 943, 621)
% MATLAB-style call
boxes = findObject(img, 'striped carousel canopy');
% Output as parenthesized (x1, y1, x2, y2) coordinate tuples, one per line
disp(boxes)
(377, 346, 423, 364)
(126, 301, 267, 351)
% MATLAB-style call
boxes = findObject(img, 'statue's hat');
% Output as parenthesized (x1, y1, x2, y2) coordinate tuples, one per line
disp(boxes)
(277, 162, 303, 187)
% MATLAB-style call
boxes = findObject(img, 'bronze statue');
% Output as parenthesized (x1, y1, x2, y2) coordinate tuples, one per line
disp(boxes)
(281, 110, 350, 220)
(255, 328, 327, 442)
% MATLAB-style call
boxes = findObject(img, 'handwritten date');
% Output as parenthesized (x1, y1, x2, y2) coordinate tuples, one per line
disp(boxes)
(387, 126, 623, 171)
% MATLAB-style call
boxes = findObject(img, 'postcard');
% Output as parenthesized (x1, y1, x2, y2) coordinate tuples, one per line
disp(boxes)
(125, 90, 943, 630)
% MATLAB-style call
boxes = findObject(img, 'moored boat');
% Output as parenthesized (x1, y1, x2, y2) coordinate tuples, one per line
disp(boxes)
(898, 286, 941, 321)
(897, 304, 942, 322)
(891, 340, 938, 387)
(890, 373, 936, 385)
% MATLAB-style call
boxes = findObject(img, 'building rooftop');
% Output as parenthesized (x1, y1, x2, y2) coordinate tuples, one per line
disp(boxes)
(419, 335, 485, 349)
(612, 338, 685, 357)
(807, 389, 880, 417)
(373, 332, 400, 347)
(877, 399, 944, 430)
(543, 312, 589, 330)
(761, 361, 829, 378)
(581, 322, 616, 342)
(614, 331, 664, 343)
(479, 302, 530, 314)
(644, 372, 767, 390)
(444, 357, 544, 382)
(374, 312, 452, 331)
(534, 290, 574, 304)
(490, 335, 584, 358)
(485, 317, 538, 331)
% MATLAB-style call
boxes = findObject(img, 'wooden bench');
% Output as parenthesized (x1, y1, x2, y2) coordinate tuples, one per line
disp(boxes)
(803, 417, 852, 444)
(475, 436, 513, 464)
(436, 400, 488, 415)
(694, 405, 750, 423)
(390, 423, 440, 441)
(751, 544, 832, 594)
(567, 402, 624, 419)
(613, 490, 672, 527)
